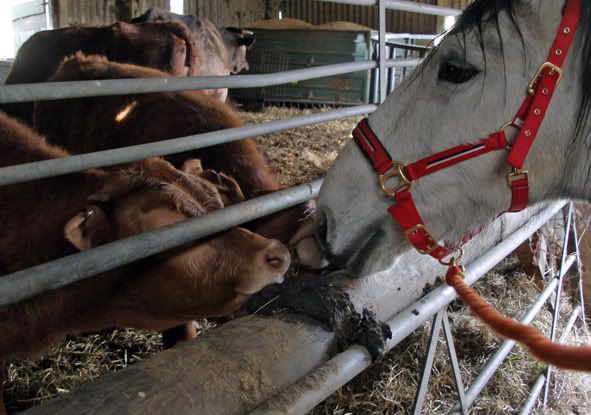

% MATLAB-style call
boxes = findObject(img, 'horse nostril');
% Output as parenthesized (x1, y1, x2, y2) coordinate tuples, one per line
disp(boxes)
(315, 209, 328, 248)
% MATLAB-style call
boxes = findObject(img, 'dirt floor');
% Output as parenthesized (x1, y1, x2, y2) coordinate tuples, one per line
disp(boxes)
(4, 107, 591, 414)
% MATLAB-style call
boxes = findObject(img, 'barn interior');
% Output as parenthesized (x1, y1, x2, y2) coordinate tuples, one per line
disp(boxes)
(1, 1, 590, 414)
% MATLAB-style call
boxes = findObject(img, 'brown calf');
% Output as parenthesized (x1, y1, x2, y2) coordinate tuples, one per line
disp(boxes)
(0, 112, 289, 413)
(1, 21, 199, 125)
(32, 53, 326, 269)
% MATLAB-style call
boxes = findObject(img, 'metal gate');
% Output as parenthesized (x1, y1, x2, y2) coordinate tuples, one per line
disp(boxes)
(0, 1, 586, 414)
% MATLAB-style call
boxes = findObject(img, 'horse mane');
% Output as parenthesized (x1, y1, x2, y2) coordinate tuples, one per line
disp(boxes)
(451, 0, 591, 139)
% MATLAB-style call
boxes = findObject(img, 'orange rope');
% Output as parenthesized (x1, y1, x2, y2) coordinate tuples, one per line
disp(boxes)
(446, 265, 591, 372)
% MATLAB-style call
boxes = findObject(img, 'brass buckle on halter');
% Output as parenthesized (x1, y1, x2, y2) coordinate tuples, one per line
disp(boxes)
(404, 224, 438, 255)
(507, 167, 529, 186)
(378, 161, 413, 198)
(528, 62, 563, 95)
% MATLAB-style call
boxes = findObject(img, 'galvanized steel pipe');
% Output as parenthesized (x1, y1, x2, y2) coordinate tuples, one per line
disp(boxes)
(0, 180, 322, 307)
(0, 61, 381, 103)
(517, 308, 580, 415)
(450, 255, 576, 414)
(0, 60, 420, 104)
(0, 105, 376, 187)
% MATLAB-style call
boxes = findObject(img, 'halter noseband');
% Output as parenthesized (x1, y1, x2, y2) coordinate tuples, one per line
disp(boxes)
(353, 0, 581, 262)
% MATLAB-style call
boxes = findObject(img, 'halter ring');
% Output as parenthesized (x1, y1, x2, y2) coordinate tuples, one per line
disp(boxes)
(378, 161, 413, 198)
(439, 248, 464, 267)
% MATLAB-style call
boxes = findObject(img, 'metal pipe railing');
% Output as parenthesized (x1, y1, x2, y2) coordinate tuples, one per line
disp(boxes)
(0, 180, 322, 308)
(249, 202, 566, 415)
(0, 105, 376, 187)
(0, 59, 419, 104)
(517, 308, 581, 415)
(315, 0, 461, 16)
(0, 61, 373, 103)
(450, 255, 577, 414)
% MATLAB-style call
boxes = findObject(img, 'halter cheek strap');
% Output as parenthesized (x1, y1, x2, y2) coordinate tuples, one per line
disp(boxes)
(353, 0, 580, 259)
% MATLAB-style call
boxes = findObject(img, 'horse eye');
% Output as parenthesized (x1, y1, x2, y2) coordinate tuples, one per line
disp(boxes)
(438, 60, 480, 84)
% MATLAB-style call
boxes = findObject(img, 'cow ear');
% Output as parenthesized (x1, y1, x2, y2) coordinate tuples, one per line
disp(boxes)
(198, 170, 245, 206)
(64, 207, 115, 251)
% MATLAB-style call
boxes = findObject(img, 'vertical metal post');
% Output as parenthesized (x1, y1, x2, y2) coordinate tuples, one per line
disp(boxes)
(542, 203, 573, 407)
(442, 310, 468, 415)
(378, 0, 387, 103)
(568, 205, 587, 327)
(412, 309, 467, 415)
(42, 0, 52, 29)
(412, 311, 444, 415)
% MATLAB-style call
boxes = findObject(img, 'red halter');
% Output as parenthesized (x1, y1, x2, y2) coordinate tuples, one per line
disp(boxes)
(353, 0, 581, 261)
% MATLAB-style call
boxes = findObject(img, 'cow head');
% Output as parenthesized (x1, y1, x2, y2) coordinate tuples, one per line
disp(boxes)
(221, 28, 255, 74)
(64, 158, 289, 319)
(113, 21, 200, 76)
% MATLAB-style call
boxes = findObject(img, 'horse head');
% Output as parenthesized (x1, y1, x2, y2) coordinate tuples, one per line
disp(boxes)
(317, 0, 591, 276)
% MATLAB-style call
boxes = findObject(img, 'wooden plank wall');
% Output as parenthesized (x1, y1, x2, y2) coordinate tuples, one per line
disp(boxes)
(50, 0, 169, 27)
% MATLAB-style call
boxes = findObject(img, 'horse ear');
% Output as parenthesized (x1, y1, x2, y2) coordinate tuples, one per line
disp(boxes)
(64, 207, 115, 251)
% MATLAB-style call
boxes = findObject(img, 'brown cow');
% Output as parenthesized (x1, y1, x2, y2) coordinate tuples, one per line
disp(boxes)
(131, 7, 256, 101)
(1, 21, 199, 125)
(33, 53, 326, 270)
(0, 112, 289, 414)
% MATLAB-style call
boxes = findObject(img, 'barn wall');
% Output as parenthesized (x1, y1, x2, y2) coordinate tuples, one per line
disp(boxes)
(184, 0, 439, 33)
(184, 0, 271, 27)
(280, 0, 438, 33)
(438, 0, 472, 9)
(51, 0, 169, 27)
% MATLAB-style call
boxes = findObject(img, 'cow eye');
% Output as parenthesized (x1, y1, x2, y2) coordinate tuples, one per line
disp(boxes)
(438, 59, 480, 84)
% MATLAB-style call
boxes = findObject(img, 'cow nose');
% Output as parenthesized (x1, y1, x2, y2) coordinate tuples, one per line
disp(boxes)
(264, 241, 290, 273)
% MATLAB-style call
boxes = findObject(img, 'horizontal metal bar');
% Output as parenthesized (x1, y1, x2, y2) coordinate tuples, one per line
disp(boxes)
(518, 375, 546, 415)
(0, 180, 322, 308)
(315, 0, 461, 16)
(0, 59, 420, 104)
(0, 60, 382, 103)
(0, 105, 376, 187)
(249, 202, 566, 415)
(558, 308, 580, 343)
(451, 255, 577, 413)
(517, 308, 580, 415)
(386, 58, 421, 68)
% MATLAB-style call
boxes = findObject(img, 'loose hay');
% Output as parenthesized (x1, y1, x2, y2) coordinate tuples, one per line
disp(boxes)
(241, 107, 361, 187)
(4, 106, 590, 414)
(311, 257, 591, 415)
